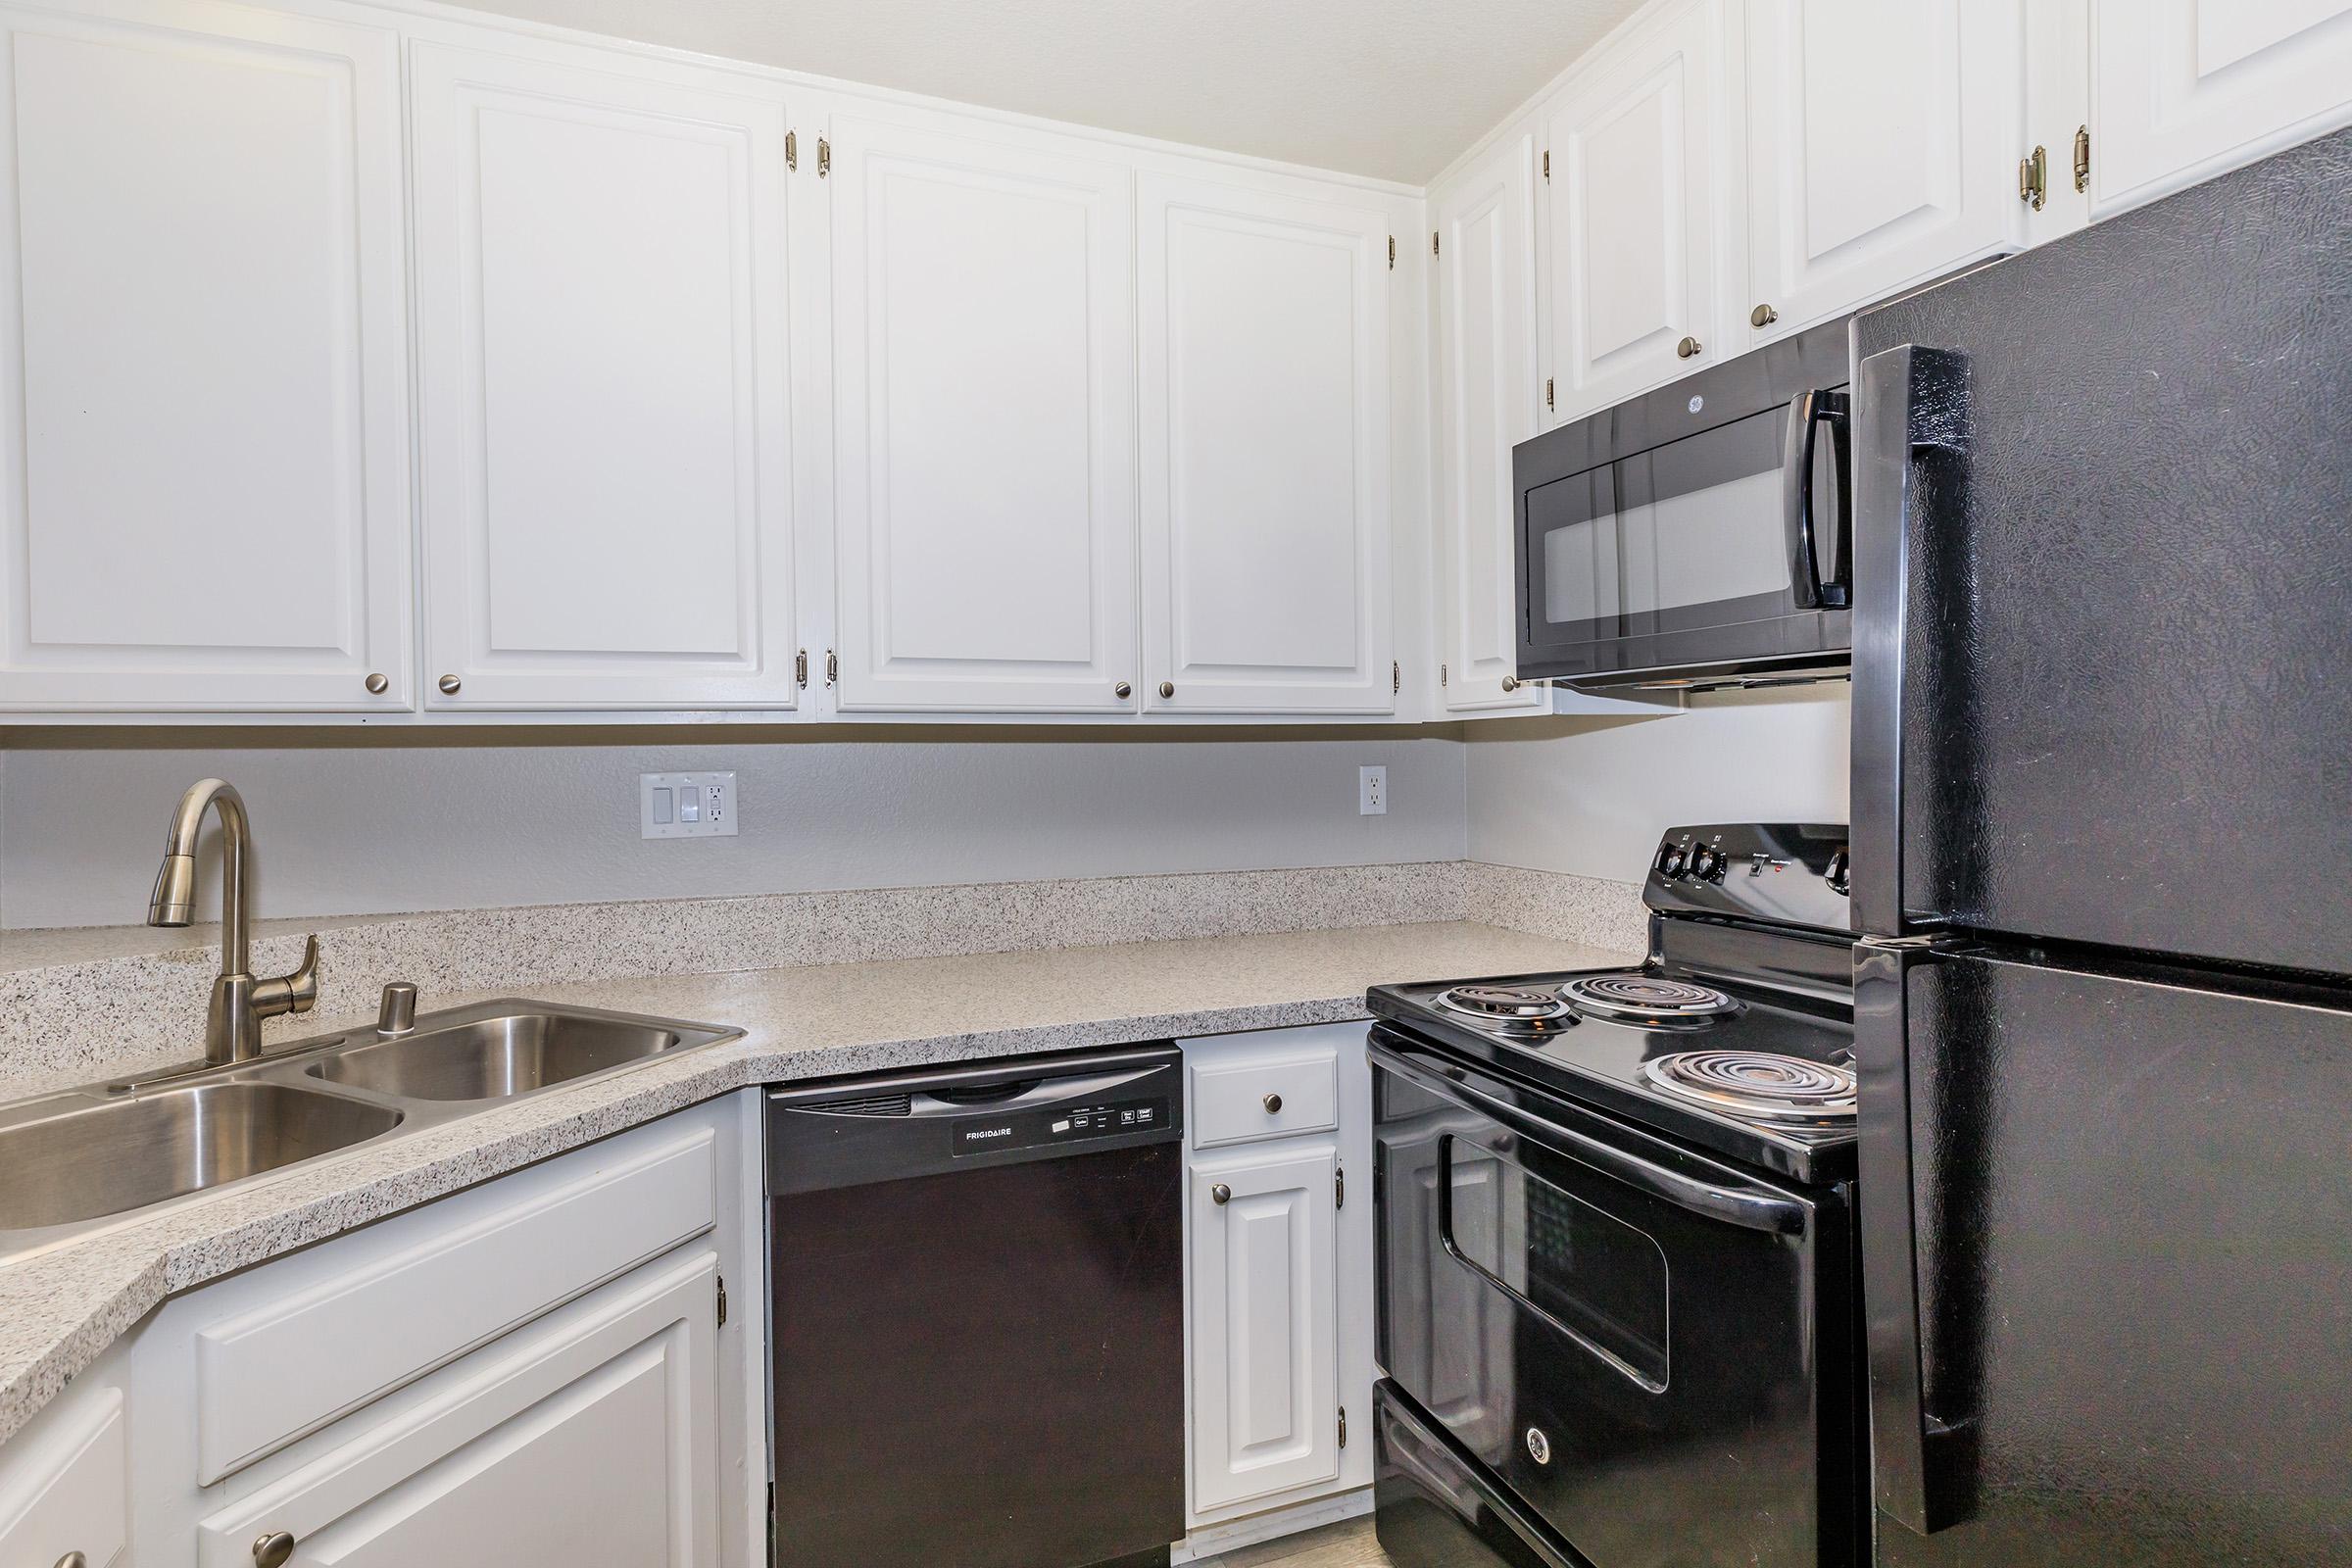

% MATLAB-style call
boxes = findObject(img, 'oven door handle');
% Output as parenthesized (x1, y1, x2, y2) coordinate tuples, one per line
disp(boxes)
(1371, 1042, 1808, 1237)
(1784, 386, 1851, 611)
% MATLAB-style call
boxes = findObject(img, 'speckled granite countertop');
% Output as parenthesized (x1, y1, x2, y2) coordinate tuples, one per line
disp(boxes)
(0, 920, 1627, 1448)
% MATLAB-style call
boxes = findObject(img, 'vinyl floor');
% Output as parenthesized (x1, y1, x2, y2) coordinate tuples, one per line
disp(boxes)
(1196, 1517, 1393, 1568)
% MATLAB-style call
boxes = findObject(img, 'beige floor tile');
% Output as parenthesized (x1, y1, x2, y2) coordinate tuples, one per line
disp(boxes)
(1198, 1516, 1392, 1568)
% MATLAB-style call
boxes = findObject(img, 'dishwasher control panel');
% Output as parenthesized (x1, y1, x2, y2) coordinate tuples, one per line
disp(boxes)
(952, 1095, 1172, 1156)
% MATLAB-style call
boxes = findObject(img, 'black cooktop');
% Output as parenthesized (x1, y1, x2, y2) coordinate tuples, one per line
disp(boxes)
(1368, 958, 1856, 1186)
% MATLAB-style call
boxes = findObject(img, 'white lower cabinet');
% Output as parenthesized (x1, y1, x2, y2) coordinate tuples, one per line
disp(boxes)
(194, 1250, 719, 1567)
(0, 1360, 127, 1568)
(1183, 1024, 1374, 1527)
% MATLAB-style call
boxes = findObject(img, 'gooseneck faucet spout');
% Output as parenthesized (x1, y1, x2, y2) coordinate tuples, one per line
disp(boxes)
(147, 778, 318, 1065)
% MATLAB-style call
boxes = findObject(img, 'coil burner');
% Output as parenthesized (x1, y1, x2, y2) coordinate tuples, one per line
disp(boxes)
(1640, 1051, 1856, 1123)
(1434, 984, 1576, 1033)
(1561, 974, 1740, 1025)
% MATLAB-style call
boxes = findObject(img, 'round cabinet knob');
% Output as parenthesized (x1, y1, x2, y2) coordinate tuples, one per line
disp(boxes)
(1114, 681, 1133, 699)
(363, 672, 389, 695)
(254, 1531, 298, 1568)
(1500, 675, 1520, 692)
(56, 1552, 88, 1568)
(1210, 1183, 1232, 1205)
(1157, 680, 1175, 699)
(1677, 336, 1704, 360)
(1750, 303, 1779, 328)
(436, 674, 462, 696)
(1262, 1092, 1283, 1114)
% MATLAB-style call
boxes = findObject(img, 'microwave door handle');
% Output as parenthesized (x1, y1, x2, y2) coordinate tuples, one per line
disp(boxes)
(1850, 343, 1971, 937)
(1783, 388, 1852, 610)
(1856, 935, 1978, 1537)
(1369, 1043, 1807, 1237)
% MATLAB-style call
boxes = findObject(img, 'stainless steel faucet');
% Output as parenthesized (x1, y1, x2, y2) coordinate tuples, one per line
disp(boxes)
(146, 778, 318, 1064)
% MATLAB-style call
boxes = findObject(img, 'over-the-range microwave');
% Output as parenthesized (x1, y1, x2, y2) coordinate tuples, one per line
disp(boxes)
(1512, 313, 1855, 691)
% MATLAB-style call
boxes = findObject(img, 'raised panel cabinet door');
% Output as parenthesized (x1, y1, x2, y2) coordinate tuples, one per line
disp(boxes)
(1139, 172, 1394, 715)
(0, 1385, 125, 1568)
(1543, 0, 1731, 425)
(0, 0, 412, 711)
(412, 43, 796, 710)
(1432, 132, 1544, 715)
(830, 114, 1139, 712)
(1190, 1147, 1341, 1513)
(2089, 0, 2352, 215)
(194, 1250, 719, 1568)
(1742, 0, 2025, 344)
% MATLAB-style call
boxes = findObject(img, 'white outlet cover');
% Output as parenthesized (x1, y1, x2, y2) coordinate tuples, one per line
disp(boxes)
(641, 772, 739, 840)
(1358, 765, 1387, 815)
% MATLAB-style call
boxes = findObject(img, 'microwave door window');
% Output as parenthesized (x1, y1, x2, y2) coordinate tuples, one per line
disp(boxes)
(1538, 468, 1619, 626)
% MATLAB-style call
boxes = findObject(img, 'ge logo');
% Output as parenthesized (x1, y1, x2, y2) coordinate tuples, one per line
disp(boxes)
(1525, 1426, 1552, 1465)
(1688, 394, 1704, 415)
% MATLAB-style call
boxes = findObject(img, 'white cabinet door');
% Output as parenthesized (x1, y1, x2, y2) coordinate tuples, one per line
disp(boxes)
(830, 114, 1138, 712)
(1432, 132, 1544, 715)
(1190, 1146, 1340, 1512)
(0, 0, 412, 712)
(2088, 0, 2352, 215)
(412, 43, 797, 710)
(1741, 0, 2025, 344)
(193, 1250, 719, 1568)
(1139, 173, 1394, 715)
(0, 1384, 125, 1568)
(1543, 0, 1731, 424)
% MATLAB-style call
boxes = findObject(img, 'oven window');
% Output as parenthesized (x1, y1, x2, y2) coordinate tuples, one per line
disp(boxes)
(1442, 1135, 1670, 1392)
(1531, 404, 1798, 639)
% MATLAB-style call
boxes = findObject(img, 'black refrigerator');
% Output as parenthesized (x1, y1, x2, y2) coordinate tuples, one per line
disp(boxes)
(1847, 126, 2352, 1567)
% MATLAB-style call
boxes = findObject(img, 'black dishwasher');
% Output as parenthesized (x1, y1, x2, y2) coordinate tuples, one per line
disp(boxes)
(766, 1046, 1186, 1568)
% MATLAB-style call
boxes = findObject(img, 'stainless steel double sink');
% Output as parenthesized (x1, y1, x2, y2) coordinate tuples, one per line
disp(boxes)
(0, 1001, 741, 1253)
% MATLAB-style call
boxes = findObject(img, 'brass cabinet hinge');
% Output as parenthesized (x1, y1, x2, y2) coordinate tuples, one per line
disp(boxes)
(1544, 376, 1555, 411)
(1543, 149, 1550, 181)
(795, 649, 808, 688)
(716, 1273, 728, 1328)
(1431, 231, 1440, 257)
(1336, 1163, 1346, 1209)
(817, 135, 831, 178)
(1388, 234, 1396, 270)
(825, 649, 838, 687)
(2019, 143, 2048, 211)
(785, 128, 797, 172)
(1339, 1406, 1348, 1448)
(1391, 661, 1399, 695)
(2073, 124, 2090, 193)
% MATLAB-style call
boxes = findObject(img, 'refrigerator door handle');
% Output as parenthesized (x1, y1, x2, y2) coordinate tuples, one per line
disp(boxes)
(1850, 343, 1971, 936)
(1856, 934, 1978, 1536)
(1783, 387, 1851, 609)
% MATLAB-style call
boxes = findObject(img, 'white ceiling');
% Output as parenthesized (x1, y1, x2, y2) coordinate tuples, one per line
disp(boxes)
(435, 0, 1649, 182)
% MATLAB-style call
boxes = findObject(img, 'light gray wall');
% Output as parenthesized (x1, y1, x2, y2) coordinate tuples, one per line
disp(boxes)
(1464, 685, 1850, 885)
(0, 729, 1469, 929)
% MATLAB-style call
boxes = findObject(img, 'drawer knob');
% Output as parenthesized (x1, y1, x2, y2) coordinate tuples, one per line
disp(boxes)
(1211, 1183, 1232, 1205)
(1158, 680, 1176, 699)
(254, 1530, 297, 1568)
(1262, 1092, 1283, 1114)
(363, 671, 389, 695)
(1114, 680, 1132, 699)
(1750, 303, 1779, 328)
(1677, 335, 1703, 360)
(56, 1553, 88, 1568)
(437, 673, 463, 695)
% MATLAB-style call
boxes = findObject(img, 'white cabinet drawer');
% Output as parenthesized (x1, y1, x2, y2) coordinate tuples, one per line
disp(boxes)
(191, 1125, 715, 1484)
(0, 1385, 124, 1568)
(1188, 1029, 1344, 1150)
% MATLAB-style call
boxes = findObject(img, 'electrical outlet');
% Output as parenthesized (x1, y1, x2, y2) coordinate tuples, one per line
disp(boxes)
(1358, 765, 1388, 816)
(641, 772, 739, 839)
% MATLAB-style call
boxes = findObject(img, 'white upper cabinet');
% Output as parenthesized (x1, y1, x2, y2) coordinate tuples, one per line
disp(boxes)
(1740, 0, 2026, 345)
(829, 114, 1139, 712)
(411, 42, 798, 710)
(2087, 0, 2352, 216)
(1431, 132, 1544, 715)
(1138, 172, 1395, 715)
(0, 0, 413, 712)
(1542, 0, 1731, 425)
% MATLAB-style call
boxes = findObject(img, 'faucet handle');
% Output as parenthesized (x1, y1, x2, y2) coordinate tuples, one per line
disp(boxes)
(251, 935, 320, 1020)
(376, 982, 418, 1038)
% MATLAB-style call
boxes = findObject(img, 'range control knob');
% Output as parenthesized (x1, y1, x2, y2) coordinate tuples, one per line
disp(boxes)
(1825, 847, 1851, 896)
(1655, 843, 1689, 878)
(1689, 844, 1727, 881)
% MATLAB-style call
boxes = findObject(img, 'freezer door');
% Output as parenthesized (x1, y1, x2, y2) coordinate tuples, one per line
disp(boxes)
(1849, 126, 2352, 974)
(1855, 941, 2352, 1565)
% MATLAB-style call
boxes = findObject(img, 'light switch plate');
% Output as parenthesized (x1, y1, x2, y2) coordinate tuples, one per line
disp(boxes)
(640, 772, 738, 839)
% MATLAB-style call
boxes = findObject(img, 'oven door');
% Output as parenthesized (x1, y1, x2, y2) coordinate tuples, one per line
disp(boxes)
(1373, 1034, 1856, 1568)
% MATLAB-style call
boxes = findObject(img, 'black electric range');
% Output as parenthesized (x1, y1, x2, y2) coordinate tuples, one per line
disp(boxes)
(1370, 822, 1866, 1568)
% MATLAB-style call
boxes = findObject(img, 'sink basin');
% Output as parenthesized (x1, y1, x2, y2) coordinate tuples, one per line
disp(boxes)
(305, 1007, 716, 1102)
(0, 1082, 404, 1232)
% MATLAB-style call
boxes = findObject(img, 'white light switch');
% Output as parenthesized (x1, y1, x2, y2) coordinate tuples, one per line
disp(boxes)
(1359, 765, 1387, 815)
(641, 772, 738, 839)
